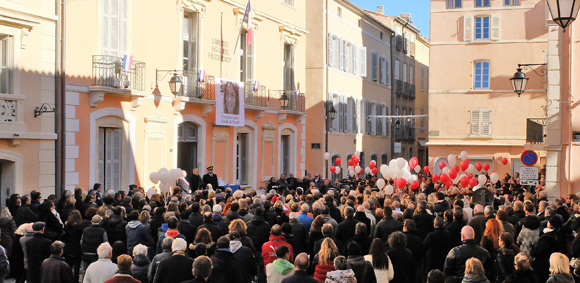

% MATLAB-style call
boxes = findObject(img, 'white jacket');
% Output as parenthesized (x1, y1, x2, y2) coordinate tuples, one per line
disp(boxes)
(364, 254, 394, 283)
(83, 258, 117, 283)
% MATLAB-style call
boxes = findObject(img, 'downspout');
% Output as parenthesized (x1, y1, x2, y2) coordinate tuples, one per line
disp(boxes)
(390, 32, 395, 158)
(567, 24, 574, 196)
(55, 0, 66, 199)
(325, 0, 329, 178)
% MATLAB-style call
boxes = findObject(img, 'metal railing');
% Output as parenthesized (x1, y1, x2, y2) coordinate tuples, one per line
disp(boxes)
(527, 118, 546, 144)
(404, 82, 411, 97)
(93, 55, 146, 91)
(268, 90, 306, 112)
(410, 84, 416, 98)
(396, 35, 403, 51)
(245, 84, 269, 107)
(182, 73, 215, 100)
(395, 79, 404, 95)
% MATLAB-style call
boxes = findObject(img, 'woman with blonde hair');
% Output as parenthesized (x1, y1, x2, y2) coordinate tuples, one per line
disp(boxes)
(462, 257, 490, 283)
(313, 238, 339, 283)
(228, 219, 254, 251)
(546, 252, 574, 283)
(504, 252, 538, 283)
(480, 218, 503, 256)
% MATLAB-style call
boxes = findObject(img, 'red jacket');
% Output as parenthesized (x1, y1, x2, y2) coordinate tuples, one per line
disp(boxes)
(261, 235, 293, 268)
(314, 260, 335, 283)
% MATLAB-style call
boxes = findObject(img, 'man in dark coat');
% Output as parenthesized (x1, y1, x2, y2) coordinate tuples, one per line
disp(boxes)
(222, 203, 241, 234)
(443, 226, 492, 279)
(281, 253, 318, 283)
(15, 196, 39, 226)
(188, 168, 203, 193)
(106, 207, 127, 245)
(289, 215, 307, 255)
(26, 222, 53, 283)
(353, 205, 372, 235)
(197, 212, 223, 242)
(467, 204, 487, 244)
(40, 241, 75, 283)
(413, 201, 434, 240)
(423, 217, 452, 274)
(82, 215, 108, 267)
(209, 236, 244, 283)
(335, 206, 358, 251)
(153, 238, 194, 283)
(373, 206, 403, 243)
(202, 166, 218, 190)
(189, 202, 204, 228)
(182, 256, 213, 283)
(445, 208, 468, 248)
(325, 196, 343, 223)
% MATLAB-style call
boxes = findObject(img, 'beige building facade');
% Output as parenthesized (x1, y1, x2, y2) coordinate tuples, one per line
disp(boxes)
(305, 0, 393, 178)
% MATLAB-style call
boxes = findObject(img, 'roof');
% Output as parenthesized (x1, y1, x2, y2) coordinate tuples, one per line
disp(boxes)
(363, 9, 421, 35)
(336, 0, 395, 34)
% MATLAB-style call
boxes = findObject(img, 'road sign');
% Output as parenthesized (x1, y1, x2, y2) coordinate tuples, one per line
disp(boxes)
(521, 150, 538, 166)
(521, 180, 539, 186)
(519, 166, 539, 186)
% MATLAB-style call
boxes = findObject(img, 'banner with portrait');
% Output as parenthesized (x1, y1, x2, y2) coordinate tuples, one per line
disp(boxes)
(216, 78, 245, 127)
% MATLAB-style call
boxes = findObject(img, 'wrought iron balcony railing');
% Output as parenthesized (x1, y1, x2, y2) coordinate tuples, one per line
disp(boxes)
(245, 84, 269, 107)
(395, 80, 404, 95)
(92, 55, 145, 91)
(182, 73, 215, 100)
(268, 90, 306, 112)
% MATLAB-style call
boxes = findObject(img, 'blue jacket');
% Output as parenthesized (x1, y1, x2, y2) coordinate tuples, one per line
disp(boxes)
(297, 213, 313, 232)
(126, 220, 154, 254)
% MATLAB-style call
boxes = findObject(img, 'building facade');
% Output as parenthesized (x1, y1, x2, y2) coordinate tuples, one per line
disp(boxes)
(64, 0, 308, 192)
(413, 35, 430, 166)
(429, 0, 547, 180)
(0, 0, 60, 204)
(305, 0, 393, 178)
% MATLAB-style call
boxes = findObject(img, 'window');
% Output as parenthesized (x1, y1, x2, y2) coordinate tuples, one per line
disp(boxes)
(360, 47, 367, 77)
(403, 63, 407, 83)
(329, 94, 341, 132)
(352, 44, 357, 75)
(339, 96, 347, 133)
(236, 133, 249, 185)
(420, 67, 425, 90)
(102, 0, 129, 56)
(470, 108, 492, 136)
(337, 7, 342, 18)
(376, 104, 383, 135)
(384, 106, 389, 136)
(339, 38, 344, 70)
(420, 108, 425, 128)
(347, 97, 357, 133)
(283, 0, 295, 7)
(183, 13, 199, 95)
(344, 41, 351, 72)
(371, 51, 378, 81)
(0, 35, 12, 94)
(327, 33, 334, 67)
(474, 61, 490, 89)
(240, 30, 254, 87)
(410, 66, 414, 85)
(504, 0, 519, 6)
(475, 16, 490, 39)
(447, 0, 461, 8)
(475, 0, 490, 7)
(281, 134, 291, 176)
(395, 60, 400, 80)
(365, 101, 373, 134)
(379, 56, 388, 85)
(283, 44, 294, 90)
(177, 122, 198, 181)
(98, 127, 122, 191)
(381, 154, 388, 166)
(371, 154, 378, 165)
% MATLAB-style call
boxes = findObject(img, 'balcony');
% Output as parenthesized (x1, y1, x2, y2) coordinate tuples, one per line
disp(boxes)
(182, 73, 216, 101)
(268, 90, 306, 112)
(396, 35, 403, 51)
(527, 118, 546, 144)
(245, 84, 269, 108)
(395, 80, 404, 96)
(404, 82, 411, 97)
(409, 84, 416, 98)
(92, 55, 145, 91)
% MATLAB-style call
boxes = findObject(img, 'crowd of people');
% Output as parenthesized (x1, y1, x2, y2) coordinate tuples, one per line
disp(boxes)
(1, 165, 579, 283)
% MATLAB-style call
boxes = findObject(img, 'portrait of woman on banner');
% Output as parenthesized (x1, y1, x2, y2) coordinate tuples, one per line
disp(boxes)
(221, 81, 240, 115)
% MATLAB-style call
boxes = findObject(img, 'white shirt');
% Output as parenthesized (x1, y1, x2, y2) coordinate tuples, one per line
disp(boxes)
(83, 258, 117, 283)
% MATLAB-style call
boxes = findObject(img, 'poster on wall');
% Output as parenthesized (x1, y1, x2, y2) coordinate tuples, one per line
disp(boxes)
(216, 78, 245, 127)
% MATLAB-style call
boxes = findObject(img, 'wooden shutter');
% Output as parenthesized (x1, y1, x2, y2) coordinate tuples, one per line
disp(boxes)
(0, 36, 10, 94)
(352, 99, 358, 133)
(421, 67, 425, 90)
(481, 108, 492, 135)
(328, 34, 334, 67)
(471, 108, 481, 135)
(102, 0, 110, 55)
(386, 59, 390, 85)
(464, 15, 473, 42)
(342, 97, 348, 132)
(98, 128, 105, 186)
(100, 128, 122, 191)
(247, 39, 254, 84)
(110, 0, 120, 56)
(371, 52, 378, 81)
(122, 0, 128, 53)
(395, 60, 400, 80)
(111, 128, 122, 190)
(491, 14, 501, 41)
(360, 47, 367, 77)
(352, 45, 357, 75)
(403, 63, 407, 83)
(339, 39, 344, 70)
(343, 42, 348, 72)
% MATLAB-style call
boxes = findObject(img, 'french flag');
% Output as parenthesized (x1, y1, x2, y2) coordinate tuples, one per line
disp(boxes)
(253, 81, 259, 92)
(198, 70, 205, 82)
(242, 1, 252, 46)
(123, 55, 133, 72)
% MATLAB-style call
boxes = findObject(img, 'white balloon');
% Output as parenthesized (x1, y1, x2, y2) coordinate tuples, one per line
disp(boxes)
(160, 182, 170, 193)
(395, 169, 404, 178)
(385, 185, 394, 195)
(355, 166, 362, 174)
(354, 151, 361, 158)
(410, 174, 418, 182)
(380, 164, 389, 176)
(377, 179, 386, 189)
(473, 185, 480, 191)
(348, 166, 353, 171)
(324, 152, 330, 160)
(160, 172, 171, 184)
(402, 171, 412, 181)
(442, 167, 450, 175)
(460, 174, 467, 179)
(147, 188, 157, 198)
(158, 167, 168, 174)
(490, 172, 499, 183)
(403, 164, 410, 172)
(396, 158, 406, 169)
(389, 159, 398, 169)
(171, 168, 182, 180)
(478, 174, 487, 186)
(467, 164, 476, 174)
(460, 151, 469, 160)
(149, 172, 160, 184)
(453, 176, 460, 184)
(365, 167, 371, 174)
(335, 167, 341, 174)
(414, 165, 421, 173)
(349, 170, 356, 177)
(448, 154, 457, 167)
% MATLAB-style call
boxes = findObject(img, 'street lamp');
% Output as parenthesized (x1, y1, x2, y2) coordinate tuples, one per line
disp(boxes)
(280, 93, 289, 110)
(325, 102, 337, 178)
(168, 73, 182, 96)
(510, 68, 529, 97)
(547, 0, 580, 31)
(156, 69, 186, 97)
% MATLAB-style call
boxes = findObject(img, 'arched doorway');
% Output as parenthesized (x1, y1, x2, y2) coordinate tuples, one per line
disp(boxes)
(177, 122, 198, 179)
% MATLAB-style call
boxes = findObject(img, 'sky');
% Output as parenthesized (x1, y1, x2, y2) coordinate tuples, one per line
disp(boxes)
(349, 0, 431, 38)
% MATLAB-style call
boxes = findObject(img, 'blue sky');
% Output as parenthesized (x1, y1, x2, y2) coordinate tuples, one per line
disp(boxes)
(349, 0, 431, 37)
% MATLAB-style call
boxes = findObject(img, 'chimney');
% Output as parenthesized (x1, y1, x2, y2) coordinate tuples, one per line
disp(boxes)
(376, 5, 384, 15)
(400, 13, 411, 22)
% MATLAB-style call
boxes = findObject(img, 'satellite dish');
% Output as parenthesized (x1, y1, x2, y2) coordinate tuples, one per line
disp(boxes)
(472, 188, 494, 206)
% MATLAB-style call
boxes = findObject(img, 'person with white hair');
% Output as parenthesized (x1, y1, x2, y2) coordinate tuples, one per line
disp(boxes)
(83, 242, 117, 283)
(131, 244, 150, 283)
(153, 238, 195, 283)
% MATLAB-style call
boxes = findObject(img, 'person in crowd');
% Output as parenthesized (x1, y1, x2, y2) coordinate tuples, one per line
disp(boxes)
(312, 238, 339, 283)
(345, 241, 376, 283)
(281, 253, 318, 283)
(40, 241, 75, 283)
(15, 196, 38, 226)
(81, 215, 108, 275)
(228, 219, 255, 251)
(8, 194, 20, 217)
(148, 237, 173, 283)
(126, 210, 153, 255)
(153, 238, 194, 283)
(0, 230, 7, 283)
(25, 222, 53, 283)
(364, 238, 393, 283)
(197, 212, 223, 242)
(130, 244, 149, 283)
(29, 191, 42, 215)
(104, 255, 140, 283)
(503, 252, 538, 283)
(263, 224, 294, 269)
(207, 236, 244, 283)
(190, 228, 216, 258)
(335, 206, 358, 252)
(546, 252, 574, 283)
(182, 256, 213, 283)
(423, 216, 451, 274)
(347, 222, 371, 256)
(426, 270, 445, 283)
(386, 231, 414, 283)
(202, 166, 218, 190)
(516, 214, 540, 261)
(0, 207, 15, 260)
(446, 208, 467, 248)
(444, 226, 492, 279)
(479, 219, 503, 257)
(106, 207, 127, 246)
(188, 168, 202, 193)
(373, 206, 402, 243)
(288, 214, 307, 255)
(230, 231, 257, 283)
(531, 215, 567, 283)
(60, 196, 76, 224)
(462, 258, 490, 283)
(308, 216, 325, 256)
(83, 242, 117, 283)
(494, 232, 520, 283)
(266, 246, 295, 283)
(297, 204, 313, 233)
(155, 216, 185, 254)
(324, 255, 356, 283)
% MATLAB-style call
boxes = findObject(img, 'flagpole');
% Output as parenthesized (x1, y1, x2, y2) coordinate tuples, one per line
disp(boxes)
(227, 0, 250, 79)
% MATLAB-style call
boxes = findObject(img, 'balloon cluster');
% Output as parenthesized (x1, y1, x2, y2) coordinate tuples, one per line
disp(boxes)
(433, 151, 501, 191)
(149, 168, 183, 193)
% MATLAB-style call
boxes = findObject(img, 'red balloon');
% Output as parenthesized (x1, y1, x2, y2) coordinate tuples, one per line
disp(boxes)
(372, 167, 378, 175)
(475, 162, 483, 171)
(409, 157, 418, 169)
(460, 160, 470, 171)
(353, 157, 360, 164)
(410, 180, 420, 190)
(453, 165, 460, 173)
(446, 180, 453, 188)
(440, 173, 450, 184)
(397, 178, 407, 189)
(469, 178, 478, 188)
(439, 162, 446, 170)
(460, 176, 469, 188)
(449, 169, 458, 180)
(369, 161, 376, 169)
(432, 174, 439, 183)
(423, 166, 430, 174)
(335, 158, 342, 165)
(502, 158, 508, 165)
(467, 173, 474, 180)
(330, 166, 336, 173)
(483, 163, 491, 172)
(348, 160, 354, 166)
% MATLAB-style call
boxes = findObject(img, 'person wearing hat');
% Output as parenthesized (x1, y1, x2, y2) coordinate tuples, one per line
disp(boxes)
(531, 215, 568, 282)
(208, 236, 243, 283)
(202, 166, 218, 191)
(81, 215, 108, 279)
(25, 222, 53, 283)
(229, 231, 257, 283)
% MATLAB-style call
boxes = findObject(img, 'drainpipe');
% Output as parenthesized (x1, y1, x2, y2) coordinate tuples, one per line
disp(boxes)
(390, 31, 395, 159)
(325, 0, 329, 178)
(55, 0, 66, 199)
(567, 24, 574, 196)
